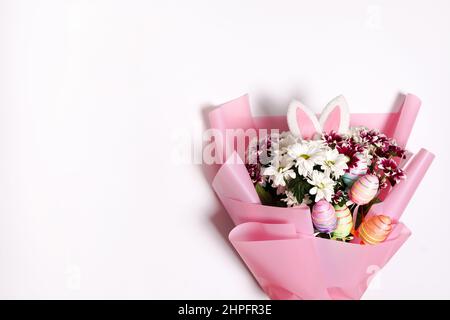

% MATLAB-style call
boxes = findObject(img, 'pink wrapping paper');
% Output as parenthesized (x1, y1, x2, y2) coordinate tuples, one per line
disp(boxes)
(212, 153, 315, 235)
(209, 93, 434, 299)
(367, 148, 435, 222)
(229, 222, 411, 300)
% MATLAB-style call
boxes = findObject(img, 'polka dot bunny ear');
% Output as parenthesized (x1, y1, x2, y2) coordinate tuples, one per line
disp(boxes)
(287, 95, 350, 139)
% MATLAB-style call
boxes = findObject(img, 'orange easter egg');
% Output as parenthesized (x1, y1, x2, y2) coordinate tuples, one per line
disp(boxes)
(358, 215, 393, 245)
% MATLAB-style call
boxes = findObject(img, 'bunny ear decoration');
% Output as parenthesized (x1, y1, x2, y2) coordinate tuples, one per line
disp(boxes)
(287, 100, 322, 139)
(319, 95, 350, 135)
(287, 95, 351, 139)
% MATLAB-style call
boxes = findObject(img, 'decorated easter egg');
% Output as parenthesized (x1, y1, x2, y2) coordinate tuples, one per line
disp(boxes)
(312, 200, 337, 233)
(342, 173, 359, 187)
(343, 154, 368, 186)
(358, 215, 393, 245)
(349, 174, 379, 205)
(332, 204, 353, 238)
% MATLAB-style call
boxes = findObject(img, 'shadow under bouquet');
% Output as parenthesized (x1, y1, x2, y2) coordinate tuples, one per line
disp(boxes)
(209, 93, 434, 299)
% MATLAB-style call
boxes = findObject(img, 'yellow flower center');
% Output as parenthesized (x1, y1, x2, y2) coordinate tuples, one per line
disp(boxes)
(299, 154, 310, 160)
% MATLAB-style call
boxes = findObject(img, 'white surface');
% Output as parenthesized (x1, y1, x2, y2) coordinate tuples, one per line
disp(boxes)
(1, 0, 449, 299)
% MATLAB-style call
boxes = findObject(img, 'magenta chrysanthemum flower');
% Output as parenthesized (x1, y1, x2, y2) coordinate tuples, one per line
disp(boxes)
(377, 158, 398, 171)
(376, 158, 406, 186)
(359, 129, 389, 146)
(332, 189, 347, 205)
(322, 131, 343, 147)
(337, 141, 364, 170)
(246, 163, 263, 184)
(388, 169, 406, 184)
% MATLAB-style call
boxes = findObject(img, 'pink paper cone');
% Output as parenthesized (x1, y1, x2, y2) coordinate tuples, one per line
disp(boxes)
(208, 93, 432, 300)
(229, 222, 411, 300)
(212, 152, 314, 234)
(392, 94, 421, 148)
(212, 153, 260, 204)
(208, 94, 256, 163)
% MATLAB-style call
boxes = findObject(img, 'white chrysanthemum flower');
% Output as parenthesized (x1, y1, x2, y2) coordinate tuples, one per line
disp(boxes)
(262, 155, 296, 187)
(279, 131, 299, 150)
(282, 191, 313, 207)
(320, 149, 349, 178)
(308, 139, 327, 149)
(307, 170, 336, 202)
(247, 133, 281, 166)
(247, 136, 259, 164)
(302, 194, 313, 205)
(287, 141, 325, 176)
(282, 191, 299, 207)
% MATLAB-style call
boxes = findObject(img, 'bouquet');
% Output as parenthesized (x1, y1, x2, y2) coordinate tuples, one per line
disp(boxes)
(209, 93, 434, 299)
(247, 96, 408, 240)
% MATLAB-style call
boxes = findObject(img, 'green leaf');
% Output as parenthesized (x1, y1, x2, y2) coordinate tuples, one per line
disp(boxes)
(361, 197, 382, 215)
(255, 184, 274, 205)
(287, 175, 310, 204)
(354, 197, 382, 229)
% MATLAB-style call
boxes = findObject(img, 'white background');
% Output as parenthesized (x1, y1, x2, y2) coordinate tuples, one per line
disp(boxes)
(1, 0, 449, 299)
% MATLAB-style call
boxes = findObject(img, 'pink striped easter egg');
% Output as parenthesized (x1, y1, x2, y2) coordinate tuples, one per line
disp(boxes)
(311, 200, 337, 233)
(349, 174, 379, 205)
